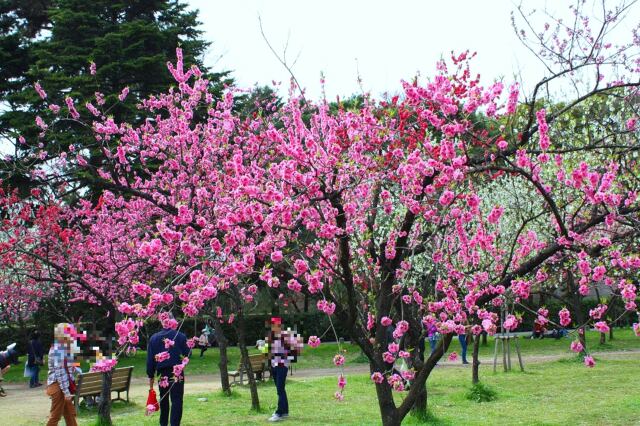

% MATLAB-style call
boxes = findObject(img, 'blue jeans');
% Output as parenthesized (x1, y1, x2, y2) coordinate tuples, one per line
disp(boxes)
(429, 336, 438, 354)
(29, 365, 40, 387)
(272, 365, 289, 415)
(458, 334, 468, 363)
(158, 371, 184, 426)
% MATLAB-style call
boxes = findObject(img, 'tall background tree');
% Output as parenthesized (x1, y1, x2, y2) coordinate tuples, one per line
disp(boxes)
(0, 0, 230, 196)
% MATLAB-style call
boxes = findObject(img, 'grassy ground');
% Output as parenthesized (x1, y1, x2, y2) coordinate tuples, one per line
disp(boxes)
(4, 328, 639, 383)
(77, 355, 640, 425)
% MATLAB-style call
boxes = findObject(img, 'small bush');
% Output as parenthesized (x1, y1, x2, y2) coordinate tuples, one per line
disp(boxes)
(352, 351, 369, 364)
(465, 382, 497, 403)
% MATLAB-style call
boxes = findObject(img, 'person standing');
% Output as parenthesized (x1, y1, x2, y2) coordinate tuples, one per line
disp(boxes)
(146, 317, 190, 426)
(266, 317, 303, 422)
(458, 324, 470, 365)
(46, 323, 79, 426)
(197, 332, 209, 358)
(0, 363, 9, 397)
(207, 328, 217, 348)
(27, 330, 44, 388)
(427, 324, 440, 355)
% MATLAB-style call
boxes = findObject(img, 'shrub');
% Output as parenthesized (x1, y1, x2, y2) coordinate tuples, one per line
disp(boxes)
(465, 382, 498, 403)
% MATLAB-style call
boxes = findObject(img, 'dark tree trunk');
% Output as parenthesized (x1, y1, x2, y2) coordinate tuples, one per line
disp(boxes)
(599, 331, 606, 345)
(481, 331, 487, 346)
(375, 380, 400, 426)
(472, 334, 481, 384)
(411, 387, 427, 418)
(97, 370, 113, 425)
(235, 309, 260, 411)
(578, 326, 587, 352)
(211, 317, 231, 395)
(609, 324, 614, 340)
(567, 271, 585, 325)
(97, 307, 116, 425)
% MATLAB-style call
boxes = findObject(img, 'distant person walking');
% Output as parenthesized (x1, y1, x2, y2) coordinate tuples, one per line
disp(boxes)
(46, 323, 79, 426)
(147, 314, 191, 426)
(27, 330, 44, 388)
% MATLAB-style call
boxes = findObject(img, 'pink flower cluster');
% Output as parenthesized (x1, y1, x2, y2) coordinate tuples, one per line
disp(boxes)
(317, 300, 336, 315)
(570, 341, 584, 353)
(589, 304, 608, 320)
(90, 358, 118, 373)
(308, 336, 321, 348)
(536, 109, 550, 150)
(558, 308, 572, 327)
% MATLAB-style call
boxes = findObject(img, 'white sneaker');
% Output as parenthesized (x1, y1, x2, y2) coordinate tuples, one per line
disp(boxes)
(268, 414, 284, 422)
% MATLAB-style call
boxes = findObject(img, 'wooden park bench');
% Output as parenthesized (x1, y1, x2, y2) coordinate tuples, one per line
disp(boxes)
(73, 366, 134, 408)
(229, 354, 268, 385)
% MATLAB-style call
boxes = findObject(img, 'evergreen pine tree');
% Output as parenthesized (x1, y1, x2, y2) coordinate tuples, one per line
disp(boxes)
(0, 0, 230, 195)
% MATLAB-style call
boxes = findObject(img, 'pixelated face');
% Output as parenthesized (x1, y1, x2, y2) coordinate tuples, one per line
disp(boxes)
(50, 342, 73, 364)
(52, 328, 116, 367)
(267, 324, 304, 363)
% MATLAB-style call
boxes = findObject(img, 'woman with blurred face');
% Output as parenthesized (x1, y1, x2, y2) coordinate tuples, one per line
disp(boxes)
(45, 323, 78, 426)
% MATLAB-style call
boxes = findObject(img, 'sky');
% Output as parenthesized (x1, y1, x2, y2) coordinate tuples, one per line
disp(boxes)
(188, 0, 549, 100)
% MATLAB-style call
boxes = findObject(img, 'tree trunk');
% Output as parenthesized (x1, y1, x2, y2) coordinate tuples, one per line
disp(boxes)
(578, 326, 587, 352)
(599, 332, 606, 345)
(97, 307, 116, 425)
(609, 324, 614, 340)
(567, 271, 585, 325)
(97, 370, 113, 425)
(481, 331, 487, 346)
(235, 310, 260, 411)
(375, 380, 400, 426)
(472, 334, 481, 384)
(411, 387, 427, 419)
(211, 317, 231, 395)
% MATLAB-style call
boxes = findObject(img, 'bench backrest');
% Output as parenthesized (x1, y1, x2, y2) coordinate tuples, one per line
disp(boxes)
(76, 366, 133, 397)
(249, 354, 266, 371)
(111, 366, 134, 392)
(76, 371, 103, 397)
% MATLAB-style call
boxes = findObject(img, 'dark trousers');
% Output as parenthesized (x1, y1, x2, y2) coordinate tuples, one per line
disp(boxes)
(419, 336, 439, 363)
(272, 365, 289, 415)
(459, 334, 468, 362)
(30, 365, 40, 387)
(158, 370, 184, 426)
(199, 345, 207, 357)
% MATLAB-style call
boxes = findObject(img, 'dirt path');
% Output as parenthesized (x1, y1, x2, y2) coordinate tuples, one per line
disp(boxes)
(2, 350, 638, 425)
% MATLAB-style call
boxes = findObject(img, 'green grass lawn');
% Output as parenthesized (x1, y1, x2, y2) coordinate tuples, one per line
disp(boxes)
(77, 355, 640, 425)
(4, 328, 639, 384)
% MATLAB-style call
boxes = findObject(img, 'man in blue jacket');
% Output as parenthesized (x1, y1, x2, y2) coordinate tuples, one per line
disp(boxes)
(146, 318, 191, 426)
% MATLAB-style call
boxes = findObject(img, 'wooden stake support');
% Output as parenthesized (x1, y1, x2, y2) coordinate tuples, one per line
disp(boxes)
(492, 335, 524, 372)
(492, 305, 525, 372)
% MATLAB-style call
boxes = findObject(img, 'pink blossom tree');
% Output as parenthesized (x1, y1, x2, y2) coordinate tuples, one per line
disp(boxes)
(1, 2, 639, 426)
